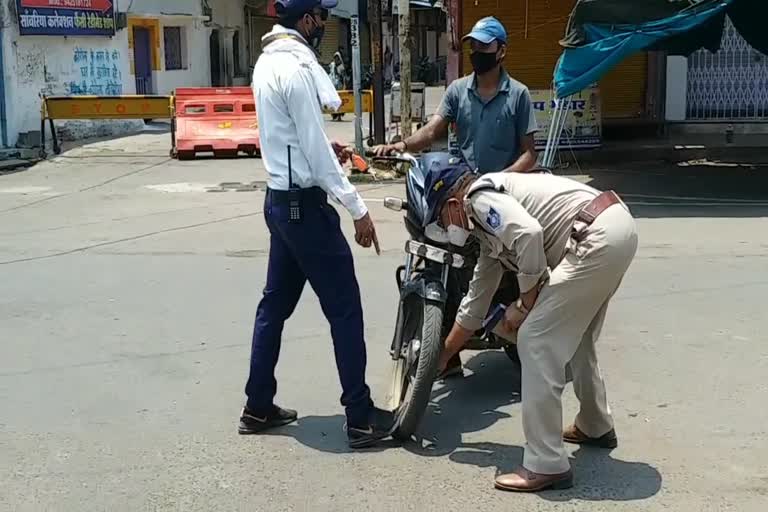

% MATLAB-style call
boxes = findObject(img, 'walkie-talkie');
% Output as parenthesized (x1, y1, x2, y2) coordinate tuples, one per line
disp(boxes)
(286, 145, 303, 223)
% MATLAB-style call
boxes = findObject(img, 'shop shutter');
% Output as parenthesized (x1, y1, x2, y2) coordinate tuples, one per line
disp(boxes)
(461, 0, 647, 119)
(598, 54, 648, 119)
(319, 16, 341, 66)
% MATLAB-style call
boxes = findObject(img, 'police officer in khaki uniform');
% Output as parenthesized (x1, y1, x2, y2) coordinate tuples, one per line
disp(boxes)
(422, 166, 638, 492)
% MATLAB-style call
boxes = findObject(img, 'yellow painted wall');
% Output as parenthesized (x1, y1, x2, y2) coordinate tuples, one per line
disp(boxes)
(127, 17, 162, 74)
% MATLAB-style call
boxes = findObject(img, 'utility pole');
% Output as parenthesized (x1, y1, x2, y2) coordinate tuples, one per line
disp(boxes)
(398, 0, 412, 139)
(368, 0, 386, 145)
(351, 10, 364, 152)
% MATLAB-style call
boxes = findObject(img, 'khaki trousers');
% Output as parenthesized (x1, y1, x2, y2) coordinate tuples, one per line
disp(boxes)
(517, 203, 638, 474)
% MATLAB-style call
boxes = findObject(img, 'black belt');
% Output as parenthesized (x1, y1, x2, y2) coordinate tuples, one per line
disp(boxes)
(267, 187, 327, 203)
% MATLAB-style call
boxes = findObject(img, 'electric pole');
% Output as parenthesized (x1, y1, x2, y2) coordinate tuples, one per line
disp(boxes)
(368, 0, 386, 145)
(351, 10, 363, 152)
(398, 0, 412, 138)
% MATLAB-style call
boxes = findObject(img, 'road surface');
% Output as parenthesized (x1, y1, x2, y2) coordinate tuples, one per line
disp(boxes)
(1, 126, 767, 511)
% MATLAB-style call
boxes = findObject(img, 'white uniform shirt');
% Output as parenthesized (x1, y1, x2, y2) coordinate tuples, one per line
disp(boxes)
(252, 30, 368, 220)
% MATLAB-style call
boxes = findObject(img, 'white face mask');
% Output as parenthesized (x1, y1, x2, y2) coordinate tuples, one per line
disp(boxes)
(447, 224, 471, 247)
(446, 203, 471, 247)
(425, 222, 450, 244)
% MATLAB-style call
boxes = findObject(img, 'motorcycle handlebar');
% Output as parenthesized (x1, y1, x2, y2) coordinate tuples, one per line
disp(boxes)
(364, 150, 419, 168)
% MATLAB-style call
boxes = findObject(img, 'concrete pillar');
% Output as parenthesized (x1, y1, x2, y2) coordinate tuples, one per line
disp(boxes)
(665, 56, 689, 121)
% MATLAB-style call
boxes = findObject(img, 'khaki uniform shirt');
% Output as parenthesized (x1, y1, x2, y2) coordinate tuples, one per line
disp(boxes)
(456, 172, 600, 331)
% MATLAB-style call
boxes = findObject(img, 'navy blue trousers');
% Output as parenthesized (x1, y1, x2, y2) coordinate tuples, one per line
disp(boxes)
(244, 188, 373, 426)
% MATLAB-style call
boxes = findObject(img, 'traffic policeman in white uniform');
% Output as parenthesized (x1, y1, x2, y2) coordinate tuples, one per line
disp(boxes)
(237, 0, 394, 449)
(423, 166, 638, 492)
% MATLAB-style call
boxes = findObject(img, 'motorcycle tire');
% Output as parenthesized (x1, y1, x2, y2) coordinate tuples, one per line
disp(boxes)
(393, 300, 444, 441)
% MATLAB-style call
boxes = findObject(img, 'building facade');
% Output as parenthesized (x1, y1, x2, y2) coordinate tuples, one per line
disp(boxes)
(665, 16, 768, 129)
(208, 0, 250, 87)
(455, 0, 654, 122)
(0, 0, 251, 148)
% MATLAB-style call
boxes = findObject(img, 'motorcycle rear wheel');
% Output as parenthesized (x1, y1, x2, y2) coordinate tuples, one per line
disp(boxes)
(393, 300, 444, 441)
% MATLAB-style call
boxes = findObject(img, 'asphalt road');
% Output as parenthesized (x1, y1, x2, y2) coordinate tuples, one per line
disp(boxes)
(1, 130, 768, 511)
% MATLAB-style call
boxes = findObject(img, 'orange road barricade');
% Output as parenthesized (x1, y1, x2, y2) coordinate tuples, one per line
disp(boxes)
(172, 87, 261, 160)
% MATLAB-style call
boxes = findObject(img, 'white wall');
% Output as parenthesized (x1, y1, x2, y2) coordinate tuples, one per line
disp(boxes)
(0, 0, 220, 146)
(332, 0, 357, 18)
(124, 0, 202, 17)
(210, 0, 244, 27)
(665, 56, 688, 122)
(154, 17, 211, 94)
(1, 17, 137, 144)
(209, 0, 247, 86)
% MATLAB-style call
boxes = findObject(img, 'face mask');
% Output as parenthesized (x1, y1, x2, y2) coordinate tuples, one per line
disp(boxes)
(446, 203, 471, 247)
(447, 224, 471, 247)
(425, 222, 450, 244)
(305, 15, 325, 50)
(470, 51, 499, 75)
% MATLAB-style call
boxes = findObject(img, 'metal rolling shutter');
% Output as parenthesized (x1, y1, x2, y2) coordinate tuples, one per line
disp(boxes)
(319, 16, 341, 66)
(598, 53, 648, 119)
(461, 0, 647, 119)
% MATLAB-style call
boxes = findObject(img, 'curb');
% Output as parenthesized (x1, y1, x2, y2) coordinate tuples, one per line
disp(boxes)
(0, 159, 40, 174)
(560, 145, 768, 165)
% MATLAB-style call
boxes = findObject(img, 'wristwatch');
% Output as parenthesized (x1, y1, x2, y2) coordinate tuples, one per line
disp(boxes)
(397, 140, 408, 152)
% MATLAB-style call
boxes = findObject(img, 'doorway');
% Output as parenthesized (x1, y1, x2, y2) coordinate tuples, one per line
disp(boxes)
(210, 30, 222, 87)
(133, 27, 153, 94)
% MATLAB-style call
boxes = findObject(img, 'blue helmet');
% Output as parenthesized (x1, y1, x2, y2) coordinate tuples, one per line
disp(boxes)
(422, 165, 472, 227)
(274, 0, 338, 17)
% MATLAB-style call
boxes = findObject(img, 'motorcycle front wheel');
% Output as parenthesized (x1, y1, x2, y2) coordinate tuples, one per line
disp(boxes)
(392, 299, 444, 441)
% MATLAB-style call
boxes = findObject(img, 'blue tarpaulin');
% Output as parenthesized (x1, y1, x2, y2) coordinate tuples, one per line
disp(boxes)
(554, 0, 735, 98)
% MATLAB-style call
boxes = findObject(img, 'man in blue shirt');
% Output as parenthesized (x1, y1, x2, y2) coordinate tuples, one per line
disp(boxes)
(238, 0, 394, 449)
(376, 17, 539, 378)
(374, 16, 539, 174)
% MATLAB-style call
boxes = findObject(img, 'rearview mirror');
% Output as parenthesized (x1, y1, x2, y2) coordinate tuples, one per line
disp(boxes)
(384, 197, 405, 212)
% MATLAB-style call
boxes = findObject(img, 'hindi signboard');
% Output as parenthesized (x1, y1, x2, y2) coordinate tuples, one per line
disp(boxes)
(17, 0, 116, 37)
(531, 87, 602, 150)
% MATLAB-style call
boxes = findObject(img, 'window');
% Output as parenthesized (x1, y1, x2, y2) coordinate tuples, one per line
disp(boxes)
(164, 26, 187, 70)
(213, 104, 234, 113)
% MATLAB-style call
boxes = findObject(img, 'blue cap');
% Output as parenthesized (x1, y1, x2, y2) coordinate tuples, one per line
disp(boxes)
(463, 16, 507, 45)
(422, 165, 472, 227)
(274, 0, 338, 17)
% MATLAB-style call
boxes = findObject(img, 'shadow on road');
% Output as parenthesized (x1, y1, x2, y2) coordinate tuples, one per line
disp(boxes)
(259, 414, 400, 455)
(405, 351, 663, 502)
(260, 351, 662, 501)
(413, 350, 522, 457)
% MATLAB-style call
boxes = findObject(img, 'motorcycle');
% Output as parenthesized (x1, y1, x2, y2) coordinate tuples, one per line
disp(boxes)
(380, 152, 521, 440)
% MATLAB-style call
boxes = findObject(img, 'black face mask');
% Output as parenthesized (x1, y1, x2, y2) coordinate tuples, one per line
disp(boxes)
(304, 15, 325, 50)
(470, 51, 499, 75)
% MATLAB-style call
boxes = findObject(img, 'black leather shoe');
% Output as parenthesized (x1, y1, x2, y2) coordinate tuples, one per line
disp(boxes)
(238, 405, 298, 435)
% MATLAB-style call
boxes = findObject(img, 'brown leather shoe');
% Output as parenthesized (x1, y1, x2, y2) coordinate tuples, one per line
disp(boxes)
(495, 466, 574, 492)
(563, 424, 618, 449)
